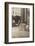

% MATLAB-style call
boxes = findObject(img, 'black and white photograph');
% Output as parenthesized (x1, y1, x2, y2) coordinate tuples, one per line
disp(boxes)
(5, 2, 34, 44)
(12, 8, 30, 38)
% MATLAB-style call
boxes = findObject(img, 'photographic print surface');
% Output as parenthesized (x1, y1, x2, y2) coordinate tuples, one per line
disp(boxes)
(12, 8, 30, 38)
(5, 2, 34, 43)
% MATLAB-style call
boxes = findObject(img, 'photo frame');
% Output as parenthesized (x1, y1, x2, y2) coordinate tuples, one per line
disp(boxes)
(5, 2, 34, 44)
